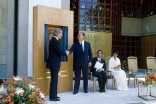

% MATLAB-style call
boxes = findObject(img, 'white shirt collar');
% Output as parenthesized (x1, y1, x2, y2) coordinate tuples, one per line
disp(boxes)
(53, 36, 58, 40)
(79, 40, 84, 44)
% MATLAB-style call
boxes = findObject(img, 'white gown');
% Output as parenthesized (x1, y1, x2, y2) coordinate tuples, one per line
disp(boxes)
(108, 57, 128, 91)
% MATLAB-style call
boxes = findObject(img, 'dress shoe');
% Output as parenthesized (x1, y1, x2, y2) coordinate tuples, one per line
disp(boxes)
(73, 91, 78, 94)
(50, 98, 60, 101)
(84, 91, 88, 93)
(99, 90, 103, 93)
(57, 96, 60, 99)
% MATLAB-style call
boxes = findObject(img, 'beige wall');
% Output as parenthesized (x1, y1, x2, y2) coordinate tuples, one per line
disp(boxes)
(122, 17, 141, 36)
(142, 15, 156, 35)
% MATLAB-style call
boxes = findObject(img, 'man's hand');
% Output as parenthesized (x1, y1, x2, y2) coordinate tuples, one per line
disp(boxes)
(97, 68, 102, 72)
(66, 50, 69, 56)
(88, 62, 92, 67)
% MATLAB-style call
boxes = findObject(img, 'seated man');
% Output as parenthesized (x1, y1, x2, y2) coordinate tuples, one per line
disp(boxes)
(90, 50, 107, 93)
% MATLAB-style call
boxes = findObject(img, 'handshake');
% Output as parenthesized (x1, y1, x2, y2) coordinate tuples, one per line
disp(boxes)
(66, 50, 70, 56)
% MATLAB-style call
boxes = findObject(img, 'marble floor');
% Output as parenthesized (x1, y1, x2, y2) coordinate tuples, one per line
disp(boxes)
(45, 78, 156, 104)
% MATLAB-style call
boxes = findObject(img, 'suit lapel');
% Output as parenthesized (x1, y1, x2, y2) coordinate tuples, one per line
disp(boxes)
(77, 42, 83, 53)
(83, 41, 86, 53)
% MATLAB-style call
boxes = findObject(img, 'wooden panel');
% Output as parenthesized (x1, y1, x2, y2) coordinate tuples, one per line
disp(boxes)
(140, 35, 156, 68)
(33, 5, 73, 95)
(82, 31, 112, 59)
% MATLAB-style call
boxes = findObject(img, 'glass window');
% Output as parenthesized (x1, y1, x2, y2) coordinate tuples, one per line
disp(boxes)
(99, 26, 104, 32)
(93, 25, 98, 31)
(86, 25, 91, 31)
(80, 9, 85, 15)
(86, 10, 92, 16)
(93, 4, 98, 9)
(74, 24, 78, 31)
(93, 10, 98, 16)
(105, 26, 110, 32)
(74, 17, 78, 23)
(86, 3, 92, 9)
(74, 10, 78, 15)
(99, 18, 104, 24)
(93, 18, 98, 24)
(79, 17, 85, 23)
(99, 11, 104, 16)
(106, 19, 110, 24)
(80, 2, 85, 8)
(79, 24, 85, 31)
(106, 12, 110, 17)
(86, 17, 92, 24)
(87, 0, 92, 2)
(99, 4, 104, 10)
(93, 0, 98, 3)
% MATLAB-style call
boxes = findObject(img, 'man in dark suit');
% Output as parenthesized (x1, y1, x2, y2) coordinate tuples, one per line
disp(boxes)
(46, 28, 67, 101)
(67, 32, 92, 94)
(90, 50, 107, 92)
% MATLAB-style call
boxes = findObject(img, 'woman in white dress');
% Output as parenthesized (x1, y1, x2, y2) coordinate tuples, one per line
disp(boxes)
(108, 51, 128, 91)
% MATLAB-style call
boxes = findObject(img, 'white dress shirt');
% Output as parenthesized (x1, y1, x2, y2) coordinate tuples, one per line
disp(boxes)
(79, 40, 84, 51)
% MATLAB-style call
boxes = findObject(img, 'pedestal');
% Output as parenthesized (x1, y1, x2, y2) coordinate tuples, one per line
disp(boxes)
(138, 82, 156, 100)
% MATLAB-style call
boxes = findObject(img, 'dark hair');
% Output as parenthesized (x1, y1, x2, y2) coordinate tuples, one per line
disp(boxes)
(112, 50, 119, 55)
(97, 50, 103, 54)
(79, 32, 85, 37)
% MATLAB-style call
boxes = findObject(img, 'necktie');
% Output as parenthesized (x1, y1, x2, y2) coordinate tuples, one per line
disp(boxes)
(99, 58, 101, 62)
(80, 42, 83, 51)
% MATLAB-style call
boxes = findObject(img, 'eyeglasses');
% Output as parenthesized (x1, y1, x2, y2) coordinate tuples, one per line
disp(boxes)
(98, 53, 103, 54)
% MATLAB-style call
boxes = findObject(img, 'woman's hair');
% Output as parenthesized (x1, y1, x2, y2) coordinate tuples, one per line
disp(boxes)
(53, 28, 62, 36)
(97, 50, 103, 54)
(112, 50, 119, 55)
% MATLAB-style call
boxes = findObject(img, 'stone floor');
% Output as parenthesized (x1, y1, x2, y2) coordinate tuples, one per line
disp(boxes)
(45, 78, 156, 104)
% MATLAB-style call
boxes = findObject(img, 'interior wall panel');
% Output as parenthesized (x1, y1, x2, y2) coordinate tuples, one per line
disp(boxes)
(141, 35, 156, 68)
(33, 5, 73, 95)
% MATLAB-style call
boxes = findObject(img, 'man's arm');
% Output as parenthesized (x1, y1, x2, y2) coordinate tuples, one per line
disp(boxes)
(53, 42, 66, 55)
(103, 60, 107, 71)
(89, 59, 96, 72)
(88, 43, 92, 62)
(68, 44, 75, 54)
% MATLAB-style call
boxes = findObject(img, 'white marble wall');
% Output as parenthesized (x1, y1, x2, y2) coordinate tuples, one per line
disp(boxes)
(122, 17, 142, 36)
(141, 15, 156, 35)
(6, 0, 14, 78)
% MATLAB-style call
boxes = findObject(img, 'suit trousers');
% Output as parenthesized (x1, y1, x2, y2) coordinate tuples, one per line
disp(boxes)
(92, 71, 107, 90)
(49, 70, 59, 100)
(74, 67, 88, 92)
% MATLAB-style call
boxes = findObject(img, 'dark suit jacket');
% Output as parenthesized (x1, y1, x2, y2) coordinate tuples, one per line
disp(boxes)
(90, 57, 106, 72)
(69, 41, 92, 69)
(46, 37, 66, 70)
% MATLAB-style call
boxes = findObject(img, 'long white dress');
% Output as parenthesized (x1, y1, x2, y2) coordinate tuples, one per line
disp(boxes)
(108, 57, 128, 91)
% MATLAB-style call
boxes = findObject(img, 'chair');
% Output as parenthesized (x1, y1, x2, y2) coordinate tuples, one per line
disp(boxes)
(127, 56, 147, 88)
(105, 57, 115, 90)
(88, 71, 98, 92)
(146, 56, 156, 74)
